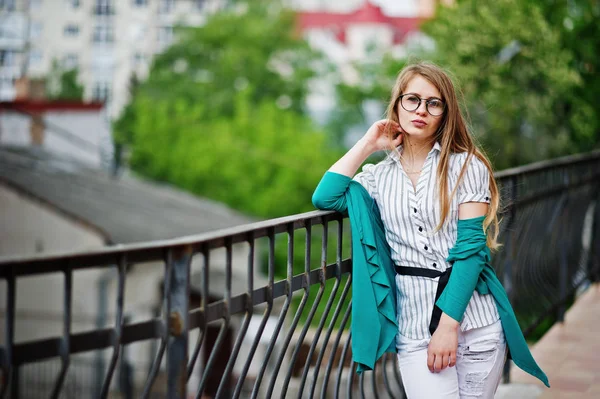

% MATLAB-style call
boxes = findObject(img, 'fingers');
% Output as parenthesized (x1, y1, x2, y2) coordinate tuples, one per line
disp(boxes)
(427, 351, 435, 373)
(433, 354, 443, 373)
(427, 351, 456, 373)
(448, 352, 456, 368)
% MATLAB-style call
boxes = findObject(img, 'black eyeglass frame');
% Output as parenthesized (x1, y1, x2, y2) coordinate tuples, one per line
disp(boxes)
(397, 93, 446, 117)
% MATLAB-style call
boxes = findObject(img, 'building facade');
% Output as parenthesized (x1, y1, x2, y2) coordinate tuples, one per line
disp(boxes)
(0, 0, 223, 118)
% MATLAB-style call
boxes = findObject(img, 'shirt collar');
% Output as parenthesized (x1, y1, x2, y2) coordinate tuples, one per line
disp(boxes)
(386, 141, 442, 163)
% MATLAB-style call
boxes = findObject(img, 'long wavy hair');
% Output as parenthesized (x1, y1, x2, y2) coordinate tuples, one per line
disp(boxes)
(383, 61, 500, 250)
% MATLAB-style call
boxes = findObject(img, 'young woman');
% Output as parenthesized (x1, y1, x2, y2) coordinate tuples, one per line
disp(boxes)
(312, 62, 548, 398)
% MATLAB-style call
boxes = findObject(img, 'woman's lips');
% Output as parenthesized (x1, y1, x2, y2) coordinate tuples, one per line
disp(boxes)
(411, 120, 427, 128)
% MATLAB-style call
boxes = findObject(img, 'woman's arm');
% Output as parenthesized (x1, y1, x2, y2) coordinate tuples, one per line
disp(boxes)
(312, 119, 402, 211)
(330, 119, 402, 177)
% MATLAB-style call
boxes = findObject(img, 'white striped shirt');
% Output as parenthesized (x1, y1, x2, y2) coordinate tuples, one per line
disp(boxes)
(354, 142, 499, 340)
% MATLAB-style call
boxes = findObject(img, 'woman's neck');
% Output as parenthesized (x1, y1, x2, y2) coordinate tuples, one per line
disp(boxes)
(401, 136, 435, 164)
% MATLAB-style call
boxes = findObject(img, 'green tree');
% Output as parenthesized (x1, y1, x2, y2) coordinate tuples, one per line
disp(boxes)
(421, 0, 587, 168)
(527, 0, 600, 152)
(46, 60, 84, 101)
(114, 1, 340, 218)
(331, 0, 597, 169)
(128, 87, 339, 217)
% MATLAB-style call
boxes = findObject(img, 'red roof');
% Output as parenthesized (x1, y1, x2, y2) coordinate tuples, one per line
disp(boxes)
(297, 1, 423, 44)
(0, 100, 105, 113)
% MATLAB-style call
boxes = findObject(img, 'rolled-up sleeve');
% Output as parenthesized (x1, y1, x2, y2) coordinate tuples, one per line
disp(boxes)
(458, 155, 492, 205)
(353, 164, 379, 203)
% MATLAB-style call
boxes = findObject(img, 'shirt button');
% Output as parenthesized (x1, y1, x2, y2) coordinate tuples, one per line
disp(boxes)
(413, 208, 417, 213)
(418, 226, 423, 232)
(485, 196, 490, 201)
(424, 245, 428, 251)
(433, 262, 437, 268)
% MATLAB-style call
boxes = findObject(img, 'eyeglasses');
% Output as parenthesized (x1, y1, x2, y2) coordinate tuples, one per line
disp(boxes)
(398, 94, 445, 117)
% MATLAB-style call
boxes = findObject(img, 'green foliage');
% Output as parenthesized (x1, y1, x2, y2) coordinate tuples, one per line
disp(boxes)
(421, 0, 587, 168)
(115, 0, 340, 219)
(46, 60, 84, 101)
(327, 55, 408, 144)
(332, 0, 600, 169)
(127, 87, 339, 217)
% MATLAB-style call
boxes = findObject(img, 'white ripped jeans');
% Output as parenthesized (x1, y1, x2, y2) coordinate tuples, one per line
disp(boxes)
(397, 320, 507, 399)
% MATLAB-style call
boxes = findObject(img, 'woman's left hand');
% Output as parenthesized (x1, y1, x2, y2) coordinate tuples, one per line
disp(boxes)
(427, 313, 459, 373)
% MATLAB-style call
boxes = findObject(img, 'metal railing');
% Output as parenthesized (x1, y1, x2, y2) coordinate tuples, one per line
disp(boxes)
(0, 150, 599, 398)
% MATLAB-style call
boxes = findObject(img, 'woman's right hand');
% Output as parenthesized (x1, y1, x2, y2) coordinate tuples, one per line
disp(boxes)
(361, 119, 403, 153)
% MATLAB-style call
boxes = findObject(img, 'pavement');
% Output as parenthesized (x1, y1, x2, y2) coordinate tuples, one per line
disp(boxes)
(498, 283, 600, 398)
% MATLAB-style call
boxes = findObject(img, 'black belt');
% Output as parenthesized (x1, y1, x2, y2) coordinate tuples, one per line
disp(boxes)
(394, 265, 453, 335)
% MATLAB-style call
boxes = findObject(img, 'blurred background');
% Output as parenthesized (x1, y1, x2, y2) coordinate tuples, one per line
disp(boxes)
(1, 0, 598, 223)
(1, 1, 599, 397)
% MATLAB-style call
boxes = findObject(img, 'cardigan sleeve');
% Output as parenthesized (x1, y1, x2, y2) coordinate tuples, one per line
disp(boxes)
(435, 216, 488, 322)
(312, 171, 353, 213)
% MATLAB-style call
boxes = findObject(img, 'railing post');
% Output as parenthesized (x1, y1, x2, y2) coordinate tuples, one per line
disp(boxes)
(9, 366, 18, 399)
(588, 186, 600, 283)
(557, 173, 571, 323)
(502, 176, 517, 384)
(167, 246, 192, 399)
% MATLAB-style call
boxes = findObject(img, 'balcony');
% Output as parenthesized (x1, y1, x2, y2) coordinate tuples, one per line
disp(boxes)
(0, 144, 599, 397)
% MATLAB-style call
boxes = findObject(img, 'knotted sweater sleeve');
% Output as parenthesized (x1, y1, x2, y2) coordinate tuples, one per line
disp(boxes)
(436, 216, 489, 322)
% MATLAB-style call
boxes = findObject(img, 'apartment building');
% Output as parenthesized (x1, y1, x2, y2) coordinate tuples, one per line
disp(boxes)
(0, 0, 223, 118)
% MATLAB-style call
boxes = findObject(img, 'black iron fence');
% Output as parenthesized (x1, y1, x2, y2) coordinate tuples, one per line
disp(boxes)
(0, 150, 599, 398)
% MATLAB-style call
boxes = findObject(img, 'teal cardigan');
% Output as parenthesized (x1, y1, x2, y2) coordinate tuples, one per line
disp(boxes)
(312, 171, 549, 387)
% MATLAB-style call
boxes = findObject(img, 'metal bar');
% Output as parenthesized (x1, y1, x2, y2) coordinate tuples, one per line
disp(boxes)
(305, 219, 345, 398)
(167, 245, 192, 398)
(196, 240, 232, 398)
(100, 256, 127, 398)
(216, 235, 254, 399)
(391, 353, 403, 395)
(281, 223, 321, 399)
(371, 361, 379, 399)
(381, 353, 394, 398)
(187, 247, 209, 381)
(320, 283, 352, 399)
(141, 250, 174, 398)
(0, 274, 15, 399)
(50, 265, 72, 398)
(502, 176, 517, 384)
(9, 259, 351, 366)
(0, 212, 346, 275)
(266, 224, 303, 398)
(335, 315, 352, 398)
(232, 230, 275, 399)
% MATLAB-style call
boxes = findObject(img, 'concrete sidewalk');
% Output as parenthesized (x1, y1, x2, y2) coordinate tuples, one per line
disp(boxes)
(505, 283, 600, 398)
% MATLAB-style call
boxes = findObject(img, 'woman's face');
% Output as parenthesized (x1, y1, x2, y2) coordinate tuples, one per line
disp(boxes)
(397, 75, 444, 142)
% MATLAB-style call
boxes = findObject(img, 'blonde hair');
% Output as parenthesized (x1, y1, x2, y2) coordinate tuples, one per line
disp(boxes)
(383, 61, 501, 250)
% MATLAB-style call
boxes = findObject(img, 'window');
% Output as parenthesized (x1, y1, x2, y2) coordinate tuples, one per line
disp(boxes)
(30, 21, 43, 39)
(68, 0, 80, 8)
(133, 0, 147, 6)
(63, 53, 78, 69)
(158, 0, 174, 14)
(93, 24, 114, 43)
(195, 0, 205, 10)
(0, 0, 16, 11)
(0, 50, 17, 67)
(94, 0, 114, 15)
(92, 81, 111, 101)
(64, 24, 80, 37)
